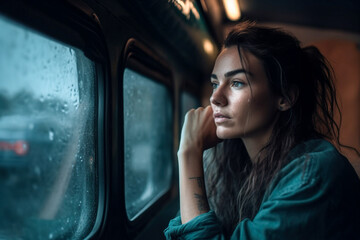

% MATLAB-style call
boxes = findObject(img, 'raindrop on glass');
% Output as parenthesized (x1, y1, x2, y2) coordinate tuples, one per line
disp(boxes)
(49, 129, 54, 141)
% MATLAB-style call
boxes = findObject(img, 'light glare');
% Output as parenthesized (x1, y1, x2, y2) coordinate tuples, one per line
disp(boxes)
(203, 39, 214, 55)
(222, 0, 241, 21)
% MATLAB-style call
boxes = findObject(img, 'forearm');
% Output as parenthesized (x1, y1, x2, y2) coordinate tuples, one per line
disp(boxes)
(178, 149, 210, 224)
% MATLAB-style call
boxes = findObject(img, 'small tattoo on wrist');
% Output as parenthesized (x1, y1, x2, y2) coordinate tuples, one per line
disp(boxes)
(189, 177, 204, 188)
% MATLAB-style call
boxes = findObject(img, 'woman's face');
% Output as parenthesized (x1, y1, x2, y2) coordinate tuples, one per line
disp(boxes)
(210, 46, 280, 140)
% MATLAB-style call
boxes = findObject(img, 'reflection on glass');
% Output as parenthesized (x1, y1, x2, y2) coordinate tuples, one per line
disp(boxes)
(123, 68, 173, 220)
(0, 15, 97, 239)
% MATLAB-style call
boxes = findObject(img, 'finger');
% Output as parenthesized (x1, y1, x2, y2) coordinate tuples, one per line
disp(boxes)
(204, 105, 213, 117)
(194, 106, 204, 114)
(184, 108, 195, 121)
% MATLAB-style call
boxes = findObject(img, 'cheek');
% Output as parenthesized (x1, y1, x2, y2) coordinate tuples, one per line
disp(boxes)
(247, 93, 278, 125)
(231, 96, 252, 122)
(233, 91, 277, 127)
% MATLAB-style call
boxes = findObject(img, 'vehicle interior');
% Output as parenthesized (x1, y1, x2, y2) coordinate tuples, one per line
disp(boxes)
(0, 0, 359, 239)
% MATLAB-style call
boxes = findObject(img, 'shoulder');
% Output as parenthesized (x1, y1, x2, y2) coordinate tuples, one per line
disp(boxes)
(254, 139, 360, 239)
(265, 139, 360, 198)
(290, 139, 351, 178)
(288, 139, 356, 183)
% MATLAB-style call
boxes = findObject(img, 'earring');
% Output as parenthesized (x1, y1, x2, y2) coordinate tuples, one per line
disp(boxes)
(279, 106, 283, 111)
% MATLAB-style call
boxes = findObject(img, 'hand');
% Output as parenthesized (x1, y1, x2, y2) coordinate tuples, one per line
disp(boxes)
(179, 106, 221, 154)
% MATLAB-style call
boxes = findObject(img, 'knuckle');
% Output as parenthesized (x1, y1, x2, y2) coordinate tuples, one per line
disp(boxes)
(187, 108, 195, 114)
(196, 107, 204, 112)
(185, 108, 195, 118)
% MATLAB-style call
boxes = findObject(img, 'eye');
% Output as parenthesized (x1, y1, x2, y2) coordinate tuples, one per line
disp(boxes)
(211, 81, 218, 90)
(231, 80, 244, 88)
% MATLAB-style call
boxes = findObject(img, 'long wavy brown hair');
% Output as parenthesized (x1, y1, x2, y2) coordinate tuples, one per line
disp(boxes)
(204, 21, 346, 237)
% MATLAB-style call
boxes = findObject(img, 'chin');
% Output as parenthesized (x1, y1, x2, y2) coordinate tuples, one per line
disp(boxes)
(216, 127, 241, 139)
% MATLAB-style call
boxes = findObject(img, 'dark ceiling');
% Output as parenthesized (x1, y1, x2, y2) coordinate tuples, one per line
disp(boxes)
(201, 0, 360, 46)
(238, 0, 360, 33)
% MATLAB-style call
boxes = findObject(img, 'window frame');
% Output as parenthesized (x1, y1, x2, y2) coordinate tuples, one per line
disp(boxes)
(121, 38, 176, 232)
(0, 1, 108, 239)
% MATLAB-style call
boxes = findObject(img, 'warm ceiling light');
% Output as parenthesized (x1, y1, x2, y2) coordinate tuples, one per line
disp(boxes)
(203, 38, 214, 55)
(222, 0, 241, 21)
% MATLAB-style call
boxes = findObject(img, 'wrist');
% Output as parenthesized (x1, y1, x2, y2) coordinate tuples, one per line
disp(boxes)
(177, 148, 204, 169)
(177, 146, 203, 158)
(177, 149, 204, 179)
(178, 139, 204, 155)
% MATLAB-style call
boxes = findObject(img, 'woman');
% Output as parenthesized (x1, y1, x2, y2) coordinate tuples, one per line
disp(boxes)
(164, 22, 360, 239)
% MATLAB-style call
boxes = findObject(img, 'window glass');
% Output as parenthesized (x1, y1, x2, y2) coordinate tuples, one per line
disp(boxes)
(0, 15, 97, 239)
(180, 91, 200, 127)
(123, 68, 173, 220)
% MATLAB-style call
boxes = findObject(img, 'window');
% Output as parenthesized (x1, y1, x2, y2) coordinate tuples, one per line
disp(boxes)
(0, 15, 97, 239)
(123, 68, 173, 221)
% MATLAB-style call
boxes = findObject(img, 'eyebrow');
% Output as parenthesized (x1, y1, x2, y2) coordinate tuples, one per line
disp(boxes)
(211, 68, 252, 80)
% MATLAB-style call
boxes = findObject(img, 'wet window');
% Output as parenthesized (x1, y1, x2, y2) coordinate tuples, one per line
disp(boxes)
(0, 15, 97, 239)
(123, 68, 173, 220)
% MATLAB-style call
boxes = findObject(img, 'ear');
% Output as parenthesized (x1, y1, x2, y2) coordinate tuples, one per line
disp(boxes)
(277, 87, 298, 111)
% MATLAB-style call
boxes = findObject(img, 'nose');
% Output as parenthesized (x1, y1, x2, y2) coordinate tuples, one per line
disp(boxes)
(210, 85, 228, 107)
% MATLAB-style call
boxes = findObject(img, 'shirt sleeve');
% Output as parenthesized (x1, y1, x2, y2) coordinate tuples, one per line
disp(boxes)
(164, 210, 225, 240)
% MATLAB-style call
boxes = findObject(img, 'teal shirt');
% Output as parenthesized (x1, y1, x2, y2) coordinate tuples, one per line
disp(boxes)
(164, 139, 360, 239)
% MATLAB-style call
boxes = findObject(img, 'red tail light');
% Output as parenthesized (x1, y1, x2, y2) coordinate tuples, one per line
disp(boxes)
(0, 140, 29, 156)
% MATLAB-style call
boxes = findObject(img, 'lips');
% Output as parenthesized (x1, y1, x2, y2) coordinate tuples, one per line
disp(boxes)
(213, 112, 230, 124)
